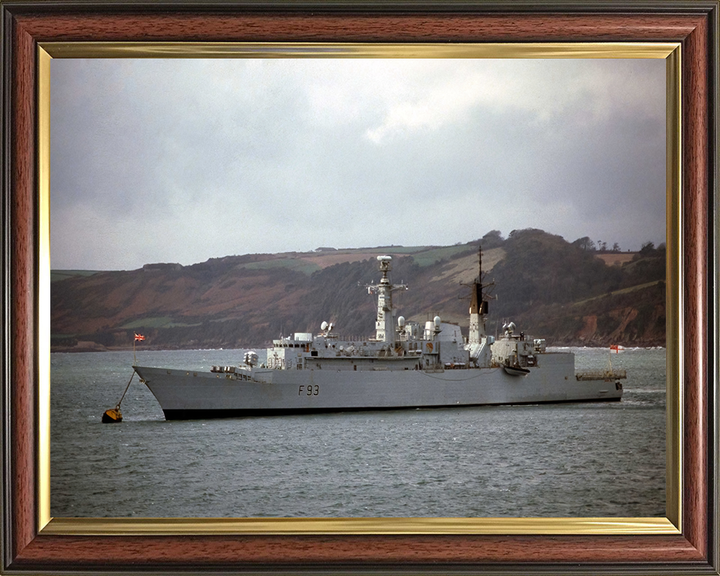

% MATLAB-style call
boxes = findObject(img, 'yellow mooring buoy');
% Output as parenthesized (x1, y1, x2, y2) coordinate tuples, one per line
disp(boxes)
(102, 370, 135, 423)
(102, 407, 123, 423)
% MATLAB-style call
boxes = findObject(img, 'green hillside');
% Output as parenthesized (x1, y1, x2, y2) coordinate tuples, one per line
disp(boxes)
(51, 270, 99, 283)
(50, 231, 665, 351)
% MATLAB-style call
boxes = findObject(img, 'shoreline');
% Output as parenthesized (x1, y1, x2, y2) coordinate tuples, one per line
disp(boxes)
(50, 342, 667, 354)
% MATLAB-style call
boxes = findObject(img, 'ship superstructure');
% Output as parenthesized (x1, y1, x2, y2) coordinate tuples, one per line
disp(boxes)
(134, 251, 625, 419)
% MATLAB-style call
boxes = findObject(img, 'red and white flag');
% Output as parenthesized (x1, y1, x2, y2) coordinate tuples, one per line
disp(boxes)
(134, 333, 145, 342)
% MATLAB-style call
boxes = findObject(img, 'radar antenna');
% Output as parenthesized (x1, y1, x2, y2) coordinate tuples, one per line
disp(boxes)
(364, 256, 408, 344)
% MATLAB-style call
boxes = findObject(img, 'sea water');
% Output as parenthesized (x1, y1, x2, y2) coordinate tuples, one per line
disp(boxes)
(50, 347, 666, 518)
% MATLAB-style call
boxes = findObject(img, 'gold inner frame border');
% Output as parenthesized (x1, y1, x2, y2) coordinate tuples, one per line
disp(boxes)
(37, 41, 682, 537)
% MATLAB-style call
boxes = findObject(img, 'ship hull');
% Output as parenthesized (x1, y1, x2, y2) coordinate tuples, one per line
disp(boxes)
(134, 353, 622, 420)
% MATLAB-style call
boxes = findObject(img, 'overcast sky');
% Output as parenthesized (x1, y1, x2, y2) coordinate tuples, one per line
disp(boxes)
(50, 57, 666, 271)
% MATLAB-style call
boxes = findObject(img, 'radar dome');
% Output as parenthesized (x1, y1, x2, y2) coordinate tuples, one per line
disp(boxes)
(398, 316, 406, 327)
(434, 316, 441, 327)
(321, 321, 328, 331)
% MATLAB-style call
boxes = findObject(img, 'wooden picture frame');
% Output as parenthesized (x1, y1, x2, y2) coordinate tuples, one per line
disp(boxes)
(2, 1, 717, 573)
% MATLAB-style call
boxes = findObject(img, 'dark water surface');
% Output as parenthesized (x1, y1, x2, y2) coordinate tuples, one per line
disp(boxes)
(51, 347, 665, 518)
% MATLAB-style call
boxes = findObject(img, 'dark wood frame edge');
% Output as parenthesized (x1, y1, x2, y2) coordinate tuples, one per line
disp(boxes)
(1, 2, 717, 573)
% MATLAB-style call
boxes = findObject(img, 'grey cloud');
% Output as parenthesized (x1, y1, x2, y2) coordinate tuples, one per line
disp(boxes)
(50, 58, 666, 270)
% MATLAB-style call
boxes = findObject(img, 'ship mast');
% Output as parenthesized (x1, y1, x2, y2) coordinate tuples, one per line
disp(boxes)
(367, 256, 407, 344)
(467, 247, 488, 344)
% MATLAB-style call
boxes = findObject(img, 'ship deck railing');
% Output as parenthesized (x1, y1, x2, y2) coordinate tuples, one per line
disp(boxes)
(443, 363, 468, 369)
(575, 369, 627, 381)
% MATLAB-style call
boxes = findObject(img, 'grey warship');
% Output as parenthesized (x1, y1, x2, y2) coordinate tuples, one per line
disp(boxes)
(134, 252, 625, 419)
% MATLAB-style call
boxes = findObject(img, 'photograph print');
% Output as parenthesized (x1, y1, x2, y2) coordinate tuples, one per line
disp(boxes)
(49, 54, 667, 519)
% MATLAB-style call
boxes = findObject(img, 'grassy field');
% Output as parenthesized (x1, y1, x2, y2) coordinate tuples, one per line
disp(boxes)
(51, 270, 99, 283)
(239, 259, 321, 275)
(411, 245, 475, 267)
